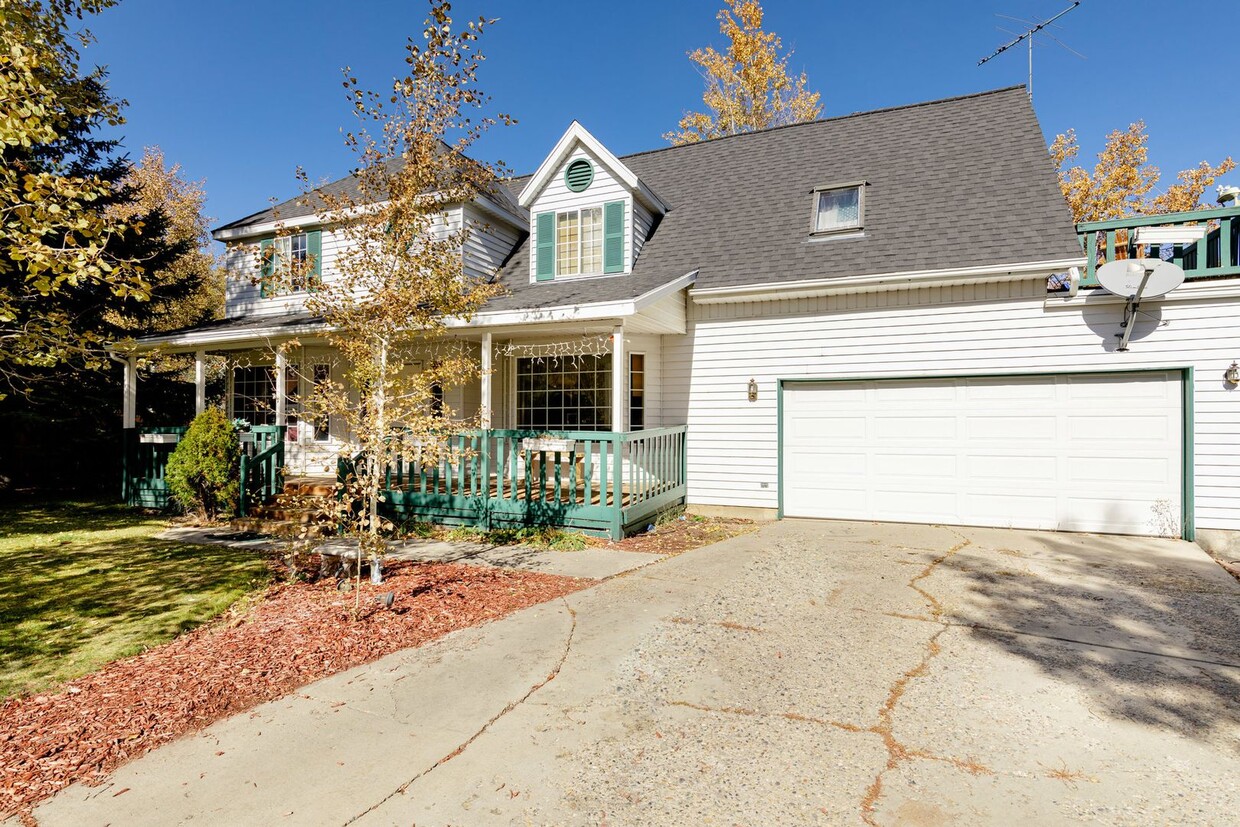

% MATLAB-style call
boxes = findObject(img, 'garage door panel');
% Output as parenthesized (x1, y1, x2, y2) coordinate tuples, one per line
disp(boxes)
(873, 489, 958, 520)
(963, 377, 1057, 402)
(966, 415, 1057, 440)
(966, 454, 1057, 482)
(873, 415, 956, 441)
(873, 452, 955, 478)
(783, 372, 1181, 537)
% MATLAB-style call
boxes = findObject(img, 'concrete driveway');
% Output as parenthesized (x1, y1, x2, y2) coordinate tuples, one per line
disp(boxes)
(29, 520, 1240, 826)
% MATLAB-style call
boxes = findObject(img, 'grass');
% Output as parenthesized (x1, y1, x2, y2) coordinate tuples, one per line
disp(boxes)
(0, 499, 272, 700)
(439, 523, 590, 551)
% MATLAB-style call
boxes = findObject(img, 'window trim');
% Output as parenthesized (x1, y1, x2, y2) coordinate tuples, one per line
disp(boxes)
(629, 352, 645, 431)
(809, 181, 866, 237)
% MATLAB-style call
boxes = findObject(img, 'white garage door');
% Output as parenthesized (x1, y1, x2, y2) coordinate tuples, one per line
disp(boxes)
(782, 372, 1183, 536)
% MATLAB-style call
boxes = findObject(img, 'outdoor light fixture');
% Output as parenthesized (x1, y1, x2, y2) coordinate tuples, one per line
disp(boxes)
(1226, 362, 1240, 386)
(748, 378, 759, 402)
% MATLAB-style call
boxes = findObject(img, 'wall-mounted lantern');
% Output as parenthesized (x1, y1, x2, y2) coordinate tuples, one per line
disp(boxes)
(748, 378, 759, 402)
(1225, 362, 1239, 386)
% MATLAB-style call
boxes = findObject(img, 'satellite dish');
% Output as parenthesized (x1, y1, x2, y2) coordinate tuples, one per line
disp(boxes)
(1095, 258, 1184, 352)
(1097, 258, 1185, 298)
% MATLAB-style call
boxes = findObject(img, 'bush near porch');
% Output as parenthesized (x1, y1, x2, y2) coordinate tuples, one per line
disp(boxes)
(0, 499, 271, 699)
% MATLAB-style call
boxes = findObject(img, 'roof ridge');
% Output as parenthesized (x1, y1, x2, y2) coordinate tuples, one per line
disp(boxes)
(615, 85, 1028, 163)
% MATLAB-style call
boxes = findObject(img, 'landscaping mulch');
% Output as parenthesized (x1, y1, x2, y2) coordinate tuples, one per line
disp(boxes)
(0, 560, 587, 818)
(598, 515, 761, 555)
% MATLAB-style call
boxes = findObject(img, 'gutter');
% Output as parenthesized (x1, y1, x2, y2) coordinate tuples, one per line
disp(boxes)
(689, 258, 1086, 304)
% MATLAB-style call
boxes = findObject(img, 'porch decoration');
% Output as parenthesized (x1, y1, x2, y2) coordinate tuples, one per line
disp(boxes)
(495, 334, 615, 363)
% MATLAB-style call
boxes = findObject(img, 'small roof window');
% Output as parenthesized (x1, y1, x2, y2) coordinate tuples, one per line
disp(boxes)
(812, 182, 865, 236)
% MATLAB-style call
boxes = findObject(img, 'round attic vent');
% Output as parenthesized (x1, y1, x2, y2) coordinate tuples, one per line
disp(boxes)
(565, 159, 594, 193)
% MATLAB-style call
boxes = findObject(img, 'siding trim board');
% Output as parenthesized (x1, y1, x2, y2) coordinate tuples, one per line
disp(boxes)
(775, 368, 1195, 541)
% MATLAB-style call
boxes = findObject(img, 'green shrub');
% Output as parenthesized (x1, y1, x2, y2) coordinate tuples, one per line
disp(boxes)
(165, 408, 240, 520)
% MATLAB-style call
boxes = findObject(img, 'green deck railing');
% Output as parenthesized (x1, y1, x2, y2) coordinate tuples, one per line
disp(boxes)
(1076, 205, 1240, 287)
(238, 425, 286, 517)
(339, 426, 688, 540)
(122, 426, 188, 508)
(124, 423, 286, 514)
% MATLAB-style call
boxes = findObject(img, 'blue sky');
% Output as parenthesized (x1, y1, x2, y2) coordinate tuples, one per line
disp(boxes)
(84, 0, 1240, 239)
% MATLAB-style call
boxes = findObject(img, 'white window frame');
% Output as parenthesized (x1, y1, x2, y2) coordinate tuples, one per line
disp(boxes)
(274, 232, 310, 291)
(810, 181, 866, 237)
(555, 206, 604, 277)
(629, 352, 645, 431)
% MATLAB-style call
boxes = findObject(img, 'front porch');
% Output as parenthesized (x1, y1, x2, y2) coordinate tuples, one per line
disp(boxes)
(119, 314, 688, 539)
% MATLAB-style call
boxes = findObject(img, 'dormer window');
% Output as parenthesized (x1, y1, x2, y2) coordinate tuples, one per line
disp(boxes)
(812, 182, 865, 236)
(556, 207, 603, 276)
(534, 200, 626, 281)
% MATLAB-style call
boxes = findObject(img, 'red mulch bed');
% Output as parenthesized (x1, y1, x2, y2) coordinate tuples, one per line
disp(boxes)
(0, 559, 587, 818)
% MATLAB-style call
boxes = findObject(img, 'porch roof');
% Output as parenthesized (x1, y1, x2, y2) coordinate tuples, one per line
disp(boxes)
(124, 271, 693, 352)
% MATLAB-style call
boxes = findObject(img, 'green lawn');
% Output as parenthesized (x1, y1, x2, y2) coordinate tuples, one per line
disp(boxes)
(0, 500, 272, 699)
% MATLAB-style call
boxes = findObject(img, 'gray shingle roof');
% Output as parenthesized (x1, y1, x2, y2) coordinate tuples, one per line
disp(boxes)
(212, 86, 1080, 316)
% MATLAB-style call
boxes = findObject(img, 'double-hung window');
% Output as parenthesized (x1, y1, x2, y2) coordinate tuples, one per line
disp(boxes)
(555, 207, 603, 277)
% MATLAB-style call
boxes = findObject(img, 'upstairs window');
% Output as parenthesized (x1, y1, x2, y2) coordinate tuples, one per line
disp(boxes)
(812, 183, 864, 235)
(556, 207, 603, 277)
(259, 230, 322, 296)
(535, 201, 625, 281)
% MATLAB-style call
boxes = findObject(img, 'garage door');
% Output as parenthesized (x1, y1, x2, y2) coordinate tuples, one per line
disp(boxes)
(782, 372, 1183, 536)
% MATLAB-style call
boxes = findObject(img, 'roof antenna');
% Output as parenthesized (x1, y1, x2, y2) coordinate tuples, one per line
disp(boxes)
(978, 1, 1083, 104)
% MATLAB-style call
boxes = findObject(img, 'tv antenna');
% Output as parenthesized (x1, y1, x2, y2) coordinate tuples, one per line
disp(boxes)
(978, 2, 1083, 103)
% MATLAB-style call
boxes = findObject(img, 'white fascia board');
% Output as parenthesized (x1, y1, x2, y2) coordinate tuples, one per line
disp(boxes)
(1045, 277, 1240, 309)
(517, 122, 669, 214)
(212, 201, 395, 242)
(690, 258, 1087, 304)
(444, 271, 697, 328)
(122, 321, 330, 353)
(472, 191, 528, 230)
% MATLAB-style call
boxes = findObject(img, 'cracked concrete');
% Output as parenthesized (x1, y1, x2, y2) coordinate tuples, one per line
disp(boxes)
(25, 519, 1240, 826)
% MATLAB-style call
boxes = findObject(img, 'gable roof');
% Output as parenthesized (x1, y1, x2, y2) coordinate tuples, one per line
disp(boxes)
(211, 86, 1082, 315)
(517, 121, 670, 213)
(478, 85, 1081, 311)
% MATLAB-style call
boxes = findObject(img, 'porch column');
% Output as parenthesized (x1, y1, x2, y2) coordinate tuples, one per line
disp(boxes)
(480, 331, 493, 429)
(274, 349, 287, 426)
(194, 350, 207, 416)
(122, 356, 137, 429)
(611, 324, 626, 432)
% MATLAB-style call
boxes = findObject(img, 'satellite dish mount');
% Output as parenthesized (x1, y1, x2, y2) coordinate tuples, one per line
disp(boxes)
(1095, 258, 1185, 351)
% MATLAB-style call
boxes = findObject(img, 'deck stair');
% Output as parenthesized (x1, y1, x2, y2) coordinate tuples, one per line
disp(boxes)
(230, 477, 337, 538)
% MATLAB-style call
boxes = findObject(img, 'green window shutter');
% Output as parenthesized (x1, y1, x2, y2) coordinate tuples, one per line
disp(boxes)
(259, 237, 274, 298)
(535, 212, 555, 281)
(603, 201, 625, 274)
(307, 229, 322, 282)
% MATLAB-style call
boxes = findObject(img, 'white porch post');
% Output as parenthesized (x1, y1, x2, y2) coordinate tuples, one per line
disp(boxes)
(274, 349, 287, 426)
(122, 356, 137, 429)
(611, 324, 626, 432)
(194, 350, 207, 416)
(480, 331, 493, 429)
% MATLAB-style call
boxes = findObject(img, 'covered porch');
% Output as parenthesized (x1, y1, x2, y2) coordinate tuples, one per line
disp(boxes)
(120, 308, 687, 539)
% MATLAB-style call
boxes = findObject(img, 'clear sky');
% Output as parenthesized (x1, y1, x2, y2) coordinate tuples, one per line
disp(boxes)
(83, 0, 1240, 241)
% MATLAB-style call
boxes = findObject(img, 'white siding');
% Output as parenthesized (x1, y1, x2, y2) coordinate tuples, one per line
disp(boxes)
(527, 146, 632, 280)
(633, 200, 655, 265)
(664, 279, 1240, 531)
(462, 203, 521, 281)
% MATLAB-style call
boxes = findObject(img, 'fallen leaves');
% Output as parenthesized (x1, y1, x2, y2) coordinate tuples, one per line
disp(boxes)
(0, 560, 586, 818)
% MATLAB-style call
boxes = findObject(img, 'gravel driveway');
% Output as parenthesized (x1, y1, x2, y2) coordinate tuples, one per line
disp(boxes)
(32, 519, 1240, 826)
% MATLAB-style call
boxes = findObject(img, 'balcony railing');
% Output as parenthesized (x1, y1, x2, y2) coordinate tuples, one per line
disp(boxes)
(1076, 205, 1240, 287)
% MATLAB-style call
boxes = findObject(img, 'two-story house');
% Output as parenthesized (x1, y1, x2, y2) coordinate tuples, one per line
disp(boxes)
(123, 86, 1240, 549)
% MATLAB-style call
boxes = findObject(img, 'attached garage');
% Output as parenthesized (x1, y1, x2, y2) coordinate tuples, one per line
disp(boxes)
(780, 371, 1187, 537)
